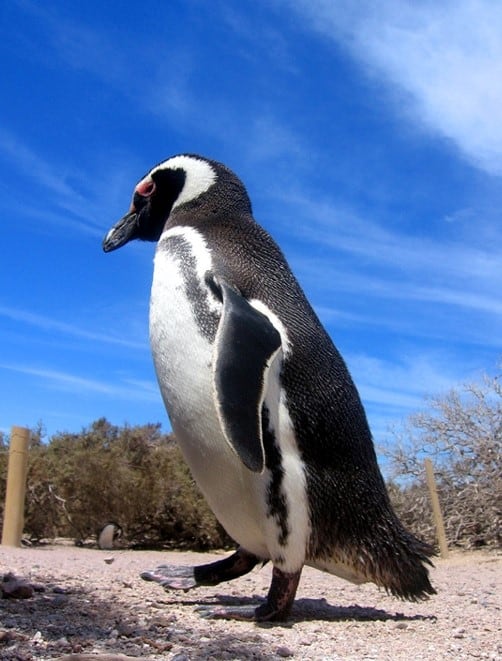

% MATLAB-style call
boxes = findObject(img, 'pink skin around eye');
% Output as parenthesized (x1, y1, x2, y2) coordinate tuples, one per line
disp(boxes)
(135, 178, 156, 196)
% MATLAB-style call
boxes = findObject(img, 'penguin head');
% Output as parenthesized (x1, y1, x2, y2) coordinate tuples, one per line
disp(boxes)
(103, 154, 251, 252)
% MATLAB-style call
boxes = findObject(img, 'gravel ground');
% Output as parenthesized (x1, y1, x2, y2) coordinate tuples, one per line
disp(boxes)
(0, 545, 500, 660)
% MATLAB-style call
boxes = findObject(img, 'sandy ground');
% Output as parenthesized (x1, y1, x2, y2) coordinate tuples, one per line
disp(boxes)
(0, 545, 500, 660)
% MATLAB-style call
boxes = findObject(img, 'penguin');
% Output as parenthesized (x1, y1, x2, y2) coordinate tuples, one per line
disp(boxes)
(97, 522, 123, 550)
(103, 154, 435, 621)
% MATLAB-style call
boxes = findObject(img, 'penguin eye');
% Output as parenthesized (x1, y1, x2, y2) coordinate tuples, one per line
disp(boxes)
(135, 179, 156, 197)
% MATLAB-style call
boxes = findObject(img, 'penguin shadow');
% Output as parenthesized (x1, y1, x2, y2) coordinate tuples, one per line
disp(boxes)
(161, 593, 437, 626)
(289, 597, 437, 625)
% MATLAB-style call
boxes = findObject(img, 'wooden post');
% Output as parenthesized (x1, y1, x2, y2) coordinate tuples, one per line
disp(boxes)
(2, 426, 30, 547)
(424, 457, 449, 559)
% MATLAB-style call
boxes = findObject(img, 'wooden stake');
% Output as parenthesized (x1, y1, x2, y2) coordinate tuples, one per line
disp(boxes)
(2, 426, 30, 547)
(424, 457, 449, 558)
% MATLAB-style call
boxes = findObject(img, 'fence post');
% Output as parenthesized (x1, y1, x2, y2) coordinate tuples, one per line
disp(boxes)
(2, 426, 30, 547)
(424, 457, 449, 559)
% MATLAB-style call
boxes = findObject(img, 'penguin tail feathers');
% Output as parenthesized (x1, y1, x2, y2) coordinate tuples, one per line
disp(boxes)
(378, 536, 437, 602)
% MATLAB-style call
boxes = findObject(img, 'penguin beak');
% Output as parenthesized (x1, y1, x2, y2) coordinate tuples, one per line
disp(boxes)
(102, 209, 139, 252)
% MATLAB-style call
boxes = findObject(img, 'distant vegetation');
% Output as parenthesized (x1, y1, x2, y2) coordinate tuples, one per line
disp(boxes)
(0, 419, 231, 550)
(383, 369, 501, 550)
(0, 369, 499, 550)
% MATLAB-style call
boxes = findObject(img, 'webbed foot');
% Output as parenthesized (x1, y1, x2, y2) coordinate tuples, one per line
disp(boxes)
(141, 547, 260, 591)
(141, 564, 198, 590)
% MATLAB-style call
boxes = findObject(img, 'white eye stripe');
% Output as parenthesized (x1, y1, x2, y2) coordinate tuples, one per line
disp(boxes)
(149, 156, 217, 210)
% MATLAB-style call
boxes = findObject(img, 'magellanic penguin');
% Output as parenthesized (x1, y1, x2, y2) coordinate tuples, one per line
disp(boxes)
(103, 154, 435, 621)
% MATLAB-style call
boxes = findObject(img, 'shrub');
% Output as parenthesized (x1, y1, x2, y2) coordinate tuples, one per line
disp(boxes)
(3, 419, 231, 549)
(383, 370, 501, 549)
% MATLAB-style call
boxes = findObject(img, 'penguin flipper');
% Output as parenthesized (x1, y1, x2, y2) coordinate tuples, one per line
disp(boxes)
(212, 279, 282, 473)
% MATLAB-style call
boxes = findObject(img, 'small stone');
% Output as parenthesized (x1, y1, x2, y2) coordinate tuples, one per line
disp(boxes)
(0, 630, 16, 642)
(151, 613, 177, 627)
(117, 621, 136, 637)
(53, 586, 68, 594)
(1, 576, 34, 599)
(395, 622, 408, 630)
(104, 556, 115, 564)
(276, 646, 294, 657)
(50, 594, 69, 607)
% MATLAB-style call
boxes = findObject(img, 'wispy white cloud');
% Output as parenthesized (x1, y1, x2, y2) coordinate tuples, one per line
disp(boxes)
(15, 1, 200, 130)
(285, 0, 502, 176)
(0, 129, 106, 235)
(12, 2, 304, 171)
(309, 264, 502, 318)
(349, 352, 464, 402)
(245, 116, 304, 164)
(345, 351, 477, 447)
(311, 349, 476, 457)
(278, 191, 502, 318)
(0, 305, 148, 350)
(0, 129, 81, 200)
(218, 5, 298, 74)
(12, 0, 131, 87)
(0, 363, 158, 401)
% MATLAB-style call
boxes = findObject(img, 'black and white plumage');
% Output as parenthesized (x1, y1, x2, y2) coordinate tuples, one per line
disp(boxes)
(103, 154, 435, 621)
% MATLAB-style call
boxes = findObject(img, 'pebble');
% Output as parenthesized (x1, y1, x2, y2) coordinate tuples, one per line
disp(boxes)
(1, 574, 34, 599)
(151, 613, 177, 627)
(276, 645, 294, 657)
(116, 621, 137, 637)
(0, 630, 17, 643)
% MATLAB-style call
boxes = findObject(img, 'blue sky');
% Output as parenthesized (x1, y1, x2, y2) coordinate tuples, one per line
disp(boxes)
(1, 0, 500, 452)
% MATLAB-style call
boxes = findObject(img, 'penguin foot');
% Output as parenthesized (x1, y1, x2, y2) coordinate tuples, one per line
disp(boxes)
(141, 564, 198, 591)
(141, 547, 260, 591)
(196, 566, 302, 622)
(196, 604, 259, 621)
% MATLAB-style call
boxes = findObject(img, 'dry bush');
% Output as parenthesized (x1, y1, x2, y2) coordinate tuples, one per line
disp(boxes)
(383, 370, 501, 549)
(6, 369, 499, 552)
(2, 419, 231, 550)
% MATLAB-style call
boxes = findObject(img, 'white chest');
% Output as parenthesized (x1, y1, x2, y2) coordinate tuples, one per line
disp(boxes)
(149, 227, 221, 440)
(149, 228, 268, 552)
(148, 227, 310, 568)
